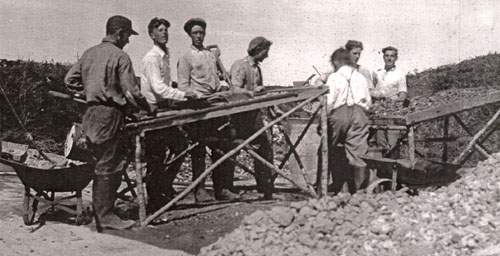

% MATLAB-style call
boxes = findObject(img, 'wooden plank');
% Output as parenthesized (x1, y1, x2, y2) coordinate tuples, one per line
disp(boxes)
(135, 133, 147, 226)
(408, 126, 416, 167)
(452, 114, 492, 158)
(453, 107, 500, 165)
(442, 117, 449, 162)
(405, 91, 500, 124)
(126, 88, 327, 133)
(319, 95, 329, 197)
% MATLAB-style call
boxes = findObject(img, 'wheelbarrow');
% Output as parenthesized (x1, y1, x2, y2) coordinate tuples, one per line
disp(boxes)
(0, 153, 93, 225)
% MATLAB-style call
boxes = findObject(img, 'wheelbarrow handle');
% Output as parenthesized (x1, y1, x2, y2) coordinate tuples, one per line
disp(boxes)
(48, 90, 86, 104)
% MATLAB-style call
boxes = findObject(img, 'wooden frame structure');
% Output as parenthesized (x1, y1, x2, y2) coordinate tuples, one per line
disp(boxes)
(366, 91, 500, 188)
(125, 87, 329, 227)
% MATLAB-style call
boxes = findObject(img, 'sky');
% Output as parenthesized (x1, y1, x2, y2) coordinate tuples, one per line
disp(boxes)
(0, 0, 499, 85)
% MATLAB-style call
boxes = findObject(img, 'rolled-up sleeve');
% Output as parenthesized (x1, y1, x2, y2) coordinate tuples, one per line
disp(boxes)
(144, 57, 185, 101)
(64, 60, 83, 93)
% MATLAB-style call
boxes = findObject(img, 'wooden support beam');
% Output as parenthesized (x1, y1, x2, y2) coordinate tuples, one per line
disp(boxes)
(405, 91, 500, 124)
(442, 116, 449, 162)
(165, 142, 199, 167)
(452, 114, 492, 158)
(453, 108, 500, 165)
(269, 107, 309, 186)
(278, 104, 320, 170)
(142, 92, 324, 226)
(135, 133, 147, 226)
(245, 147, 317, 198)
(408, 126, 416, 168)
(319, 95, 329, 196)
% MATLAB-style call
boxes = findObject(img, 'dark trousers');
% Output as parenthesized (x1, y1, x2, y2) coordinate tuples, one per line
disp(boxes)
(82, 104, 127, 177)
(145, 128, 188, 205)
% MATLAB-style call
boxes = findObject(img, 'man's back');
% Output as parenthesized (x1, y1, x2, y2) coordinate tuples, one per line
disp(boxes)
(66, 39, 136, 106)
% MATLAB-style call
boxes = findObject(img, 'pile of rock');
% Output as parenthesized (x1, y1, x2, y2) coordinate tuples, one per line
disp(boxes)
(201, 153, 500, 256)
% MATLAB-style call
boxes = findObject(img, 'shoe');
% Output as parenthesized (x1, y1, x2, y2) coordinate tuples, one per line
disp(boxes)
(98, 213, 135, 230)
(195, 188, 214, 203)
(215, 189, 240, 201)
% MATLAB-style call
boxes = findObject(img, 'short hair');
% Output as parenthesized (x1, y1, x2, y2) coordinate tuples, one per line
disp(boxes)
(330, 47, 351, 66)
(382, 46, 398, 55)
(345, 40, 363, 51)
(247, 37, 272, 56)
(148, 17, 170, 35)
(183, 18, 207, 34)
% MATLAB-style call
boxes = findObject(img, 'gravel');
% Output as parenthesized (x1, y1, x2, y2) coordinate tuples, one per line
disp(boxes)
(200, 153, 500, 256)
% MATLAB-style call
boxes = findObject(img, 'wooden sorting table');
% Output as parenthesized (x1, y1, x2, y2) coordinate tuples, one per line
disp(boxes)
(125, 87, 330, 227)
(365, 91, 500, 189)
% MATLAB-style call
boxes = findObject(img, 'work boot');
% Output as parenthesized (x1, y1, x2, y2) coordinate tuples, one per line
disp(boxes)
(195, 187, 213, 203)
(215, 189, 240, 201)
(93, 174, 135, 232)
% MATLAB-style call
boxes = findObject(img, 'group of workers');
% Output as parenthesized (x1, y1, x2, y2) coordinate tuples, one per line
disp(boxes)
(64, 15, 408, 231)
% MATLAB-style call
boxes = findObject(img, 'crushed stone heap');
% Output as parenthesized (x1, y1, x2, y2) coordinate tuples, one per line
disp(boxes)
(201, 153, 500, 256)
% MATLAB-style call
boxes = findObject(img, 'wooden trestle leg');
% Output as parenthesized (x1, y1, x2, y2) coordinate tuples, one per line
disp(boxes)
(319, 95, 329, 197)
(135, 132, 147, 226)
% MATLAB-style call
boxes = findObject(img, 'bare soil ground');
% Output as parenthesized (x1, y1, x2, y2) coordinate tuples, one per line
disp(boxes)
(0, 162, 308, 255)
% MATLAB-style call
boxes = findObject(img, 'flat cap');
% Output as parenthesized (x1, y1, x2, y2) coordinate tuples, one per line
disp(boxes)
(106, 15, 138, 35)
(247, 36, 272, 56)
(183, 18, 206, 34)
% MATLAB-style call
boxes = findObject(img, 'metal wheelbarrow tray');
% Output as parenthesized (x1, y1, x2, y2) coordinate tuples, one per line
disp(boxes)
(0, 155, 93, 225)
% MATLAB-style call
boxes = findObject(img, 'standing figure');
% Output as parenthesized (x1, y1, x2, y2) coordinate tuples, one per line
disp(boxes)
(177, 18, 239, 201)
(325, 47, 372, 192)
(65, 15, 148, 230)
(140, 17, 198, 213)
(229, 36, 274, 199)
(371, 46, 408, 158)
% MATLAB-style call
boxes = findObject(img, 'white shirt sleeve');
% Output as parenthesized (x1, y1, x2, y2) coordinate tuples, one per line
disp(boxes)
(144, 56, 186, 101)
(326, 74, 341, 106)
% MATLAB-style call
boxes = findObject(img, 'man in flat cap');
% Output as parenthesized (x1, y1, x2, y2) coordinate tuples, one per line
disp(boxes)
(140, 17, 198, 213)
(178, 18, 239, 202)
(371, 46, 408, 159)
(229, 36, 274, 199)
(65, 15, 149, 230)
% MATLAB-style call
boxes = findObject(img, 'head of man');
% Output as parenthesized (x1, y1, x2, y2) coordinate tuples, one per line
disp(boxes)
(382, 46, 398, 69)
(330, 47, 351, 71)
(184, 18, 207, 49)
(345, 40, 363, 65)
(247, 37, 272, 63)
(106, 15, 138, 49)
(148, 17, 170, 47)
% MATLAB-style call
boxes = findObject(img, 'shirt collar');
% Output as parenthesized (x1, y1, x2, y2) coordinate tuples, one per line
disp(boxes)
(384, 65, 396, 72)
(102, 35, 118, 45)
(246, 56, 259, 67)
(151, 44, 168, 58)
(190, 44, 208, 52)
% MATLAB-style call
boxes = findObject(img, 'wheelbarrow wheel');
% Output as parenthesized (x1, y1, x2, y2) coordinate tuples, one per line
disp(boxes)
(23, 192, 38, 225)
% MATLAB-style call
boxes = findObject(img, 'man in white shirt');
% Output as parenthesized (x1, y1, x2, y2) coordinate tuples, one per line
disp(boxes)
(325, 47, 371, 192)
(372, 46, 407, 101)
(371, 46, 408, 158)
(140, 17, 197, 213)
